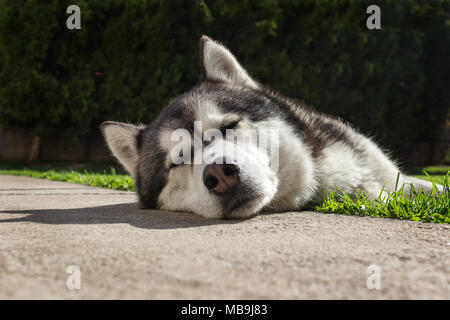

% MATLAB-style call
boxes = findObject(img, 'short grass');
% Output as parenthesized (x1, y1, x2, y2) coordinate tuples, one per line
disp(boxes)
(0, 161, 134, 191)
(313, 172, 449, 224)
(0, 161, 448, 223)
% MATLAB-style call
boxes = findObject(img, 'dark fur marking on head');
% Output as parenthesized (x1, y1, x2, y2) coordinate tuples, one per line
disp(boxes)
(136, 129, 143, 151)
(194, 82, 357, 158)
(135, 95, 197, 209)
(136, 128, 168, 209)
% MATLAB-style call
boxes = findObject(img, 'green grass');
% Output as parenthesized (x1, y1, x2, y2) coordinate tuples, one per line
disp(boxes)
(0, 164, 135, 191)
(0, 162, 448, 223)
(314, 171, 449, 224)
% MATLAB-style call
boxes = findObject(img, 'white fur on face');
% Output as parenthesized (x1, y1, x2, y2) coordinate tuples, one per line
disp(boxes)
(203, 137, 279, 218)
(158, 163, 223, 219)
(157, 136, 279, 219)
(156, 99, 281, 219)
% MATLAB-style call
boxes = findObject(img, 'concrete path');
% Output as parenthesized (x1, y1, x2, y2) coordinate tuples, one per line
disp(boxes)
(0, 174, 449, 299)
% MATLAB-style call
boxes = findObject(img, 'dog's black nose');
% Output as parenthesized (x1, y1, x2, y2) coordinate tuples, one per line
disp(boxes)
(203, 163, 240, 194)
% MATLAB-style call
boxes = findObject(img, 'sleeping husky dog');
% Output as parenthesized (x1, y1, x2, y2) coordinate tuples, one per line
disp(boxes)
(101, 36, 440, 219)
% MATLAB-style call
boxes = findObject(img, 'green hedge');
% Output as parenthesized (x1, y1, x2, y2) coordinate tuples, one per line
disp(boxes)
(0, 0, 449, 164)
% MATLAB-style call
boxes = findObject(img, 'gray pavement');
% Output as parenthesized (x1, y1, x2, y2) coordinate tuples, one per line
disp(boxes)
(0, 174, 449, 299)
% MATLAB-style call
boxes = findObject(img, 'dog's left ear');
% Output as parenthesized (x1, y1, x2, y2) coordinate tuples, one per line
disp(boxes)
(199, 35, 258, 89)
(100, 121, 143, 177)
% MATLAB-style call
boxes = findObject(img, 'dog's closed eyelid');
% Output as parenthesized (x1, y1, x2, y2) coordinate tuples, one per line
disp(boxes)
(220, 119, 241, 135)
(168, 160, 194, 170)
(168, 162, 182, 170)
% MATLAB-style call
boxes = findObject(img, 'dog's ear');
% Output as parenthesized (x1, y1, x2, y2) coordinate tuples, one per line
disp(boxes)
(199, 35, 258, 88)
(100, 121, 142, 176)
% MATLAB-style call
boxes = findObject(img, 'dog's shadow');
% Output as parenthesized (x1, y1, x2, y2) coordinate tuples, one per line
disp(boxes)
(0, 203, 244, 230)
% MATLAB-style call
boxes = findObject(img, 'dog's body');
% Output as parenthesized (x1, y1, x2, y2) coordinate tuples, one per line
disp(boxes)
(101, 36, 438, 219)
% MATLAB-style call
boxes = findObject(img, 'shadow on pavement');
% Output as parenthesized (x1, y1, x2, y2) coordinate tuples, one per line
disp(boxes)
(0, 203, 244, 229)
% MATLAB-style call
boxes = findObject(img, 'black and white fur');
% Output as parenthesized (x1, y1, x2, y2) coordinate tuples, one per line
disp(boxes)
(101, 36, 440, 219)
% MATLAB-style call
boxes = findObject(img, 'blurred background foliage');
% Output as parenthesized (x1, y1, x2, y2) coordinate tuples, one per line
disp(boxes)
(0, 0, 448, 164)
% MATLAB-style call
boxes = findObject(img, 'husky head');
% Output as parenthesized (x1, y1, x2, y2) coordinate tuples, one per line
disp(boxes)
(101, 36, 314, 219)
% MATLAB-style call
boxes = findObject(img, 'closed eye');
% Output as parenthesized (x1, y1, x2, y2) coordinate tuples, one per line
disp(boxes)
(220, 119, 240, 136)
(168, 148, 189, 170)
(169, 162, 183, 170)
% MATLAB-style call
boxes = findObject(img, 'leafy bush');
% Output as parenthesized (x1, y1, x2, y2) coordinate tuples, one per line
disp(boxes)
(0, 0, 448, 163)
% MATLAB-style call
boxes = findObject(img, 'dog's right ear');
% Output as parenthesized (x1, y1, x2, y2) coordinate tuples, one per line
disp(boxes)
(100, 121, 142, 176)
